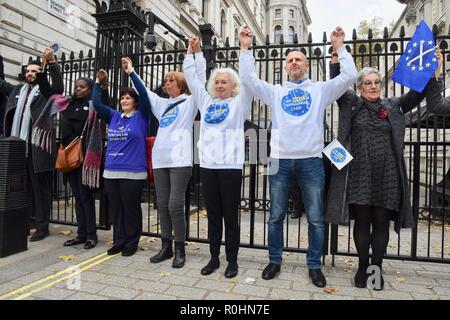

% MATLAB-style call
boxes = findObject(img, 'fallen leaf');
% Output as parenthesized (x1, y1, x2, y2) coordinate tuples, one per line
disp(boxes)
(144, 237, 157, 243)
(139, 247, 150, 251)
(427, 285, 434, 290)
(58, 230, 73, 236)
(434, 295, 441, 300)
(58, 255, 75, 261)
(228, 278, 237, 284)
(245, 277, 256, 284)
(160, 272, 171, 277)
(395, 277, 406, 283)
(324, 287, 338, 294)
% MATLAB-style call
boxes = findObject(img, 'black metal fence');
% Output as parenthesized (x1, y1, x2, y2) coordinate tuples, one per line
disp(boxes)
(42, 1, 450, 265)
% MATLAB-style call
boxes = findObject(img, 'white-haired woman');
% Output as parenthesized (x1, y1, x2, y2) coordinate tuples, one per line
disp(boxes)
(183, 36, 253, 278)
(325, 51, 440, 290)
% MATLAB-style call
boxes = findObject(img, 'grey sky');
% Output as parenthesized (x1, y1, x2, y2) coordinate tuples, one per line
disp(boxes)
(307, 0, 406, 42)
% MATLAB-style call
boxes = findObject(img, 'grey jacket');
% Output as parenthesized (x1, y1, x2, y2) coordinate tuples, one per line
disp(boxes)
(0, 63, 64, 173)
(425, 77, 450, 115)
(324, 63, 434, 234)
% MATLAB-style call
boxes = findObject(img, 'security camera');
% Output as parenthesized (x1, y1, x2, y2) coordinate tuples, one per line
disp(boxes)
(145, 33, 157, 50)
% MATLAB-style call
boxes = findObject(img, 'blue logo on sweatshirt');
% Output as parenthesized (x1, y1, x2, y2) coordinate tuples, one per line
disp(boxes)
(330, 147, 347, 164)
(281, 88, 312, 116)
(204, 103, 230, 124)
(160, 105, 179, 128)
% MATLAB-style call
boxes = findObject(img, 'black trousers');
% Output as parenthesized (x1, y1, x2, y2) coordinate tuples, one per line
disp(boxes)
(26, 154, 53, 233)
(200, 168, 242, 263)
(105, 178, 145, 250)
(66, 167, 97, 241)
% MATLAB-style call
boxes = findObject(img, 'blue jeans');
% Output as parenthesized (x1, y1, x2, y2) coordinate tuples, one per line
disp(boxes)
(268, 158, 325, 269)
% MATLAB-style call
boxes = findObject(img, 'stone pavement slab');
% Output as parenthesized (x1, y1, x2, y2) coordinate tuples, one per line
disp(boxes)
(0, 224, 448, 301)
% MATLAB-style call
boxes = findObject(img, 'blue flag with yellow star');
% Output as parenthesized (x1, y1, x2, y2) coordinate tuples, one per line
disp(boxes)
(392, 20, 437, 93)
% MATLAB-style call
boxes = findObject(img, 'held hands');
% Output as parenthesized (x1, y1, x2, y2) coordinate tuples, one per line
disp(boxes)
(96, 69, 109, 89)
(121, 57, 134, 75)
(187, 36, 201, 54)
(239, 26, 252, 50)
(41, 47, 56, 70)
(331, 26, 345, 51)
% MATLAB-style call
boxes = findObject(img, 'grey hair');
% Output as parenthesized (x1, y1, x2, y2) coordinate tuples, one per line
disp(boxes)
(356, 67, 382, 89)
(207, 67, 241, 99)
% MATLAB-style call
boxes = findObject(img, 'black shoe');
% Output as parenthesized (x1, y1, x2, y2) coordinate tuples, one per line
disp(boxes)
(354, 269, 369, 288)
(172, 241, 186, 268)
(262, 263, 281, 280)
(201, 258, 220, 275)
(309, 269, 327, 288)
(84, 240, 97, 250)
(63, 238, 86, 246)
(224, 262, 238, 278)
(121, 247, 137, 257)
(107, 245, 123, 255)
(150, 238, 173, 263)
(30, 231, 49, 242)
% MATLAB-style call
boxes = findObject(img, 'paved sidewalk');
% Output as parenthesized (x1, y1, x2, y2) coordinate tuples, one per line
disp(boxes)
(0, 224, 449, 301)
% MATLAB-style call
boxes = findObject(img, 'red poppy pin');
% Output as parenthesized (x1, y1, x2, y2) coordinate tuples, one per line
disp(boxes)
(378, 106, 388, 120)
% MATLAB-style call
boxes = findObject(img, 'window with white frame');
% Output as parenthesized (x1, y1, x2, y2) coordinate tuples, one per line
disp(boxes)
(289, 9, 294, 19)
(275, 8, 281, 18)
(274, 25, 283, 43)
(288, 26, 295, 43)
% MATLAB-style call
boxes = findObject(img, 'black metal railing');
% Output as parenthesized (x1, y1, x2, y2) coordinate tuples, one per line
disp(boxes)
(37, 0, 450, 264)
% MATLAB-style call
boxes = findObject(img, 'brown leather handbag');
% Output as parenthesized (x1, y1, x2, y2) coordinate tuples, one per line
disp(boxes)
(55, 120, 88, 173)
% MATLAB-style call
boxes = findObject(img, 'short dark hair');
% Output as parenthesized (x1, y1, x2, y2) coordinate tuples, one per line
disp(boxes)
(27, 60, 41, 67)
(119, 87, 139, 103)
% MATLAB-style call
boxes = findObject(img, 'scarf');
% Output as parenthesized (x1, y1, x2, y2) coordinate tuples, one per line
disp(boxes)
(364, 99, 388, 120)
(11, 84, 40, 153)
(31, 94, 70, 153)
(82, 102, 103, 189)
(32, 96, 103, 189)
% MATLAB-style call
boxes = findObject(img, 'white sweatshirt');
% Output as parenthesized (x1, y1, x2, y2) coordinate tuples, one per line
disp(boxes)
(239, 46, 357, 159)
(183, 54, 253, 169)
(131, 53, 206, 169)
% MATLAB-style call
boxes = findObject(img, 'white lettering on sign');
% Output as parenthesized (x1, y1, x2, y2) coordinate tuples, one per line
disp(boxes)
(47, 0, 81, 29)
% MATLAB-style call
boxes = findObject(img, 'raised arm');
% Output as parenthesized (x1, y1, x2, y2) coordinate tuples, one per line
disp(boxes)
(319, 27, 358, 107)
(43, 48, 64, 97)
(424, 48, 450, 115)
(93, 69, 113, 123)
(329, 59, 358, 109)
(122, 57, 151, 119)
(239, 26, 275, 107)
(189, 36, 207, 85)
(183, 36, 209, 103)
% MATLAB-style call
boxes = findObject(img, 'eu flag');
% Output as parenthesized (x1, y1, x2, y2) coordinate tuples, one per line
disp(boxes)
(392, 20, 437, 93)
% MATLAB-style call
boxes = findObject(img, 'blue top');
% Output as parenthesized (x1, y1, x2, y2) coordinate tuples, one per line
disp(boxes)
(92, 83, 151, 172)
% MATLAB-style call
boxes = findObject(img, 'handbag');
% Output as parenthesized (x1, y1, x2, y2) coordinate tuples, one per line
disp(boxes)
(146, 98, 186, 184)
(55, 120, 88, 173)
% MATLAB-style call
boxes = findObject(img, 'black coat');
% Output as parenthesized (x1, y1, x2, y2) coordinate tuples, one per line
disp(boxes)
(324, 63, 434, 234)
(425, 77, 450, 115)
(0, 63, 64, 173)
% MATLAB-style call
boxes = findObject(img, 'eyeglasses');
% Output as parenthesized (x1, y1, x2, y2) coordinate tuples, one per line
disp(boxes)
(362, 80, 382, 87)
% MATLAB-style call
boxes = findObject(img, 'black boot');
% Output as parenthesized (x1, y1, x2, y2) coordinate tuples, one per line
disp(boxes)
(354, 263, 369, 288)
(150, 238, 173, 263)
(172, 241, 186, 268)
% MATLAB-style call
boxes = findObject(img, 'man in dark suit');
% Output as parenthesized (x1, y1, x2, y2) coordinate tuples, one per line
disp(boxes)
(0, 48, 64, 241)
